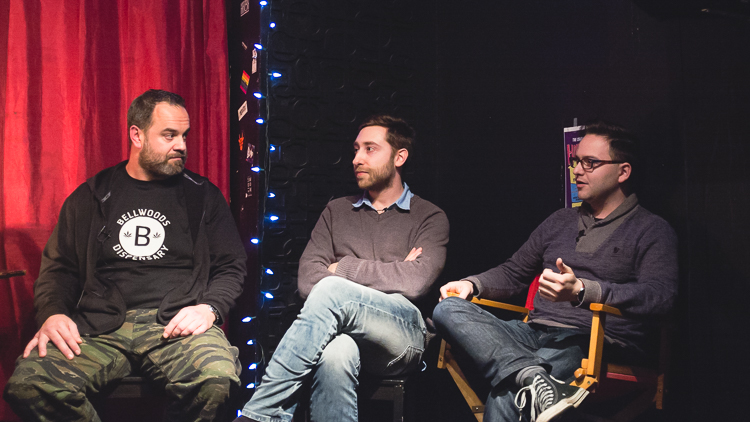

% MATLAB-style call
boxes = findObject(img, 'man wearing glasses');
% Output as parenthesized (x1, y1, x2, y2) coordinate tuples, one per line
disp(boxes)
(433, 121, 677, 422)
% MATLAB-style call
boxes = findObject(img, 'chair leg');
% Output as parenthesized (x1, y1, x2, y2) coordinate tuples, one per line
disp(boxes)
(610, 387, 657, 422)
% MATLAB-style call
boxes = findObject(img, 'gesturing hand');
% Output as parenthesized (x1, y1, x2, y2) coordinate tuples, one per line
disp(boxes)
(24, 314, 82, 360)
(538, 258, 583, 302)
(439, 280, 474, 301)
(163, 304, 216, 339)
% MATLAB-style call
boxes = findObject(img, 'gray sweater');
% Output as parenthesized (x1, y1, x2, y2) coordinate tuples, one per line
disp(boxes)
(466, 195, 677, 349)
(298, 194, 449, 303)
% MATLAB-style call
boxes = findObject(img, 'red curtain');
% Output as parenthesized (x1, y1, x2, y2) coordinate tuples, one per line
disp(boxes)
(0, 1, 228, 419)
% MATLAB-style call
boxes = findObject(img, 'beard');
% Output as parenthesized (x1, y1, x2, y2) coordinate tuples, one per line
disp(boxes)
(355, 159, 396, 192)
(139, 137, 186, 179)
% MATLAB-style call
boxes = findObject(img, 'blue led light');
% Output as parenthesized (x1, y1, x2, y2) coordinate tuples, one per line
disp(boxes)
(271, 72, 282, 78)
(259, 1, 268, 6)
(254, 43, 263, 50)
(246, 339, 255, 345)
(268, 192, 276, 198)
(253, 92, 262, 99)
(270, 22, 276, 28)
(251, 167, 261, 173)
(269, 215, 279, 222)
(248, 363, 257, 370)
(256, 118, 265, 124)
(250, 238, 260, 244)
(241, 316, 254, 323)
(264, 292, 274, 299)
(265, 268, 274, 275)
(246, 383, 256, 389)
(237, 410, 242, 417)
(270, 144, 277, 151)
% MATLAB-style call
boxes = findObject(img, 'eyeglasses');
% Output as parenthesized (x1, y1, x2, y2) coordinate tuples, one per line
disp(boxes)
(569, 156, 624, 171)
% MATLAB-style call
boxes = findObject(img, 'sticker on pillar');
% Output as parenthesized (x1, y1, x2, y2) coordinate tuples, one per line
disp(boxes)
(240, 0, 250, 17)
(246, 144, 256, 162)
(238, 131, 245, 151)
(242, 42, 248, 50)
(252, 49, 258, 74)
(238, 101, 248, 121)
(241, 71, 250, 94)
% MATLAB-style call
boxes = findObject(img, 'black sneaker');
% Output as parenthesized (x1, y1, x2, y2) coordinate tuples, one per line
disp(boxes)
(514, 372, 589, 422)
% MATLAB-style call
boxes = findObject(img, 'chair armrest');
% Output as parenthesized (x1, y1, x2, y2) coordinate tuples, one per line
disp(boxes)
(589, 303, 622, 316)
(1, 270, 27, 280)
(470, 297, 529, 315)
(445, 292, 530, 315)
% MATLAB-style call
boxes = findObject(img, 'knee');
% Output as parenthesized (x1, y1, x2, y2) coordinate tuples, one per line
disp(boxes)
(433, 296, 468, 328)
(317, 335, 360, 380)
(308, 276, 350, 300)
(305, 276, 359, 311)
(3, 377, 30, 405)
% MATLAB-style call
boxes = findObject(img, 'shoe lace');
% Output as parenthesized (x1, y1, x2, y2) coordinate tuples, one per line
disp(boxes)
(514, 374, 555, 422)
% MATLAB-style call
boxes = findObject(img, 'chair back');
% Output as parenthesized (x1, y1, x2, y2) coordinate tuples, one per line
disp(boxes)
(525, 274, 541, 310)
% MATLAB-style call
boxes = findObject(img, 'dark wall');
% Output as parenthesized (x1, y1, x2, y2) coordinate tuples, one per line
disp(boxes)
(430, 1, 750, 421)
(232, 0, 750, 420)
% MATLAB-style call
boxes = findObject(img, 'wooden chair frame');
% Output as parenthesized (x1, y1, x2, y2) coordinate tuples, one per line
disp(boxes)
(437, 287, 669, 422)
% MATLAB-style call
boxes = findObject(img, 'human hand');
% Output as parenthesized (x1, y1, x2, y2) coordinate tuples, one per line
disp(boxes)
(439, 280, 475, 301)
(327, 262, 338, 273)
(23, 314, 82, 360)
(163, 304, 216, 339)
(404, 247, 422, 262)
(538, 258, 583, 302)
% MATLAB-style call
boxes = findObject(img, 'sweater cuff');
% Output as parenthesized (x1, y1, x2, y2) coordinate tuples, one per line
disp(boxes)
(463, 276, 482, 297)
(577, 277, 602, 305)
(335, 256, 360, 282)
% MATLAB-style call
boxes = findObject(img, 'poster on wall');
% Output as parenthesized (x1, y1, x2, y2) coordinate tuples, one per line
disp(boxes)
(564, 125, 585, 208)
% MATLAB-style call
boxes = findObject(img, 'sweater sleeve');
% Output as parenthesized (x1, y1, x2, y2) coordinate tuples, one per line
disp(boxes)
(199, 186, 247, 321)
(579, 218, 678, 317)
(34, 186, 89, 328)
(297, 205, 340, 299)
(333, 208, 449, 301)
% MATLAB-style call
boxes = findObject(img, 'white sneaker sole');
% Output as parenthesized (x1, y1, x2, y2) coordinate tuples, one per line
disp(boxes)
(536, 388, 590, 422)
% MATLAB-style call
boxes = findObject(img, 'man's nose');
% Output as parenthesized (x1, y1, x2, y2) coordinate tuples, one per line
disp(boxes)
(572, 161, 584, 177)
(353, 150, 364, 166)
(175, 137, 187, 152)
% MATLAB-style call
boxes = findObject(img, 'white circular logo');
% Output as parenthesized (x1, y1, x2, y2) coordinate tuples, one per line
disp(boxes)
(119, 217, 165, 257)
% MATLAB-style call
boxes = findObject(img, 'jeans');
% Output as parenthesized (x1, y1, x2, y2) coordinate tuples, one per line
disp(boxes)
(433, 297, 588, 422)
(242, 276, 426, 422)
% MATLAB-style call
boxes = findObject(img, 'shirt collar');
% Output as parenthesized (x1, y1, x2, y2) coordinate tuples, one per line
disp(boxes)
(353, 183, 414, 211)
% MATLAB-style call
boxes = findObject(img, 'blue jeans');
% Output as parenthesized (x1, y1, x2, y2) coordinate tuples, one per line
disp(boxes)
(241, 276, 426, 422)
(433, 297, 588, 422)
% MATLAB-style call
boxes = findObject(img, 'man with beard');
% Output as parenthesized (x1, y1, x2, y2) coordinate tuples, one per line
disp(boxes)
(433, 121, 677, 422)
(235, 115, 449, 422)
(4, 89, 246, 422)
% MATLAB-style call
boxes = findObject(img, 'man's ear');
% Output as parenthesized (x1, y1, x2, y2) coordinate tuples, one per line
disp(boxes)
(617, 162, 632, 184)
(129, 125, 144, 149)
(393, 148, 408, 168)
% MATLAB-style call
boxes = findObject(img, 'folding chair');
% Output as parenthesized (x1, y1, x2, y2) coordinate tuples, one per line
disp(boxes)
(437, 275, 670, 422)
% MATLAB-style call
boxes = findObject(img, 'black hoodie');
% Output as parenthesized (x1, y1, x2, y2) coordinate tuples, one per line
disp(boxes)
(33, 161, 246, 335)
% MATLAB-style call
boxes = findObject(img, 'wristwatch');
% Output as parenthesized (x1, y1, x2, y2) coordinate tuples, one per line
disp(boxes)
(575, 282, 585, 307)
(205, 304, 222, 325)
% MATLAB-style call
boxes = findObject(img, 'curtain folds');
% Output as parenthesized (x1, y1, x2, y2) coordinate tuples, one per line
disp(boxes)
(0, 1, 228, 419)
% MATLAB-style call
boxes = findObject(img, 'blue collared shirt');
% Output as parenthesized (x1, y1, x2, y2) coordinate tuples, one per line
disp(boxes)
(352, 183, 414, 211)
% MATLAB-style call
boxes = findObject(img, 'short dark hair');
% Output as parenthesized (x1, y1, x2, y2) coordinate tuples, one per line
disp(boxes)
(583, 120, 640, 173)
(359, 115, 415, 156)
(127, 89, 186, 134)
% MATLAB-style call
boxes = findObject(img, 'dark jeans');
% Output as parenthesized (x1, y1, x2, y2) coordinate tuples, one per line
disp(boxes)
(433, 297, 588, 422)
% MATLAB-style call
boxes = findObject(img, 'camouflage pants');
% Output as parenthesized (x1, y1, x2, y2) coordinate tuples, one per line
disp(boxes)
(3, 309, 241, 422)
